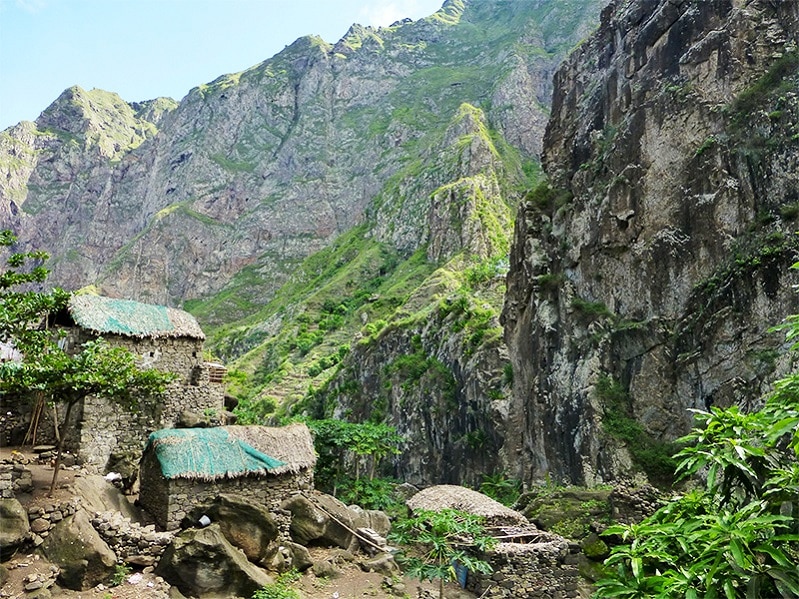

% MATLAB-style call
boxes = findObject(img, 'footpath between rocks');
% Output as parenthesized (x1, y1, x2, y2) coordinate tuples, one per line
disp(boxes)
(1, 447, 462, 599)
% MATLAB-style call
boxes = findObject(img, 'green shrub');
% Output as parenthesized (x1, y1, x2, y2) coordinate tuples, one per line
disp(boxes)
(251, 570, 301, 599)
(109, 563, 131, 587)
(479, 472, 522, 506)
(594, 308, 799, 598)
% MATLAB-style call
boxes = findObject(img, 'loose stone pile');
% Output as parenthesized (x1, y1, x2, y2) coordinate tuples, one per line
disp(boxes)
(25, 499, 80, 547)
(608, 481, 663, 524)
(90, 511, 174, 568)
(0, 460, 32, 499)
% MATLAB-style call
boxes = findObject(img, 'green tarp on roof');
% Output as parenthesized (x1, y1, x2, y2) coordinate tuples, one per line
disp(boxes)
(145, 428, 286, 480)
(68, 294, 205, 339)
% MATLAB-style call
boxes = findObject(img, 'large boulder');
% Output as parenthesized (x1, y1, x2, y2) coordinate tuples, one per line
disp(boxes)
(0, 498, 30, 559)
(155, 523, 273, 598)
(185, 494, 279, 564)
(40, 509, 116, 590)
(71, 475, 143, 522)
(281, 493, 358, 550)
(349, 505, 391, 537)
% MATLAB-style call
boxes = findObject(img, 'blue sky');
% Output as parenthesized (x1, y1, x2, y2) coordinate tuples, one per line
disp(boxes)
(0, 0, 443, 130)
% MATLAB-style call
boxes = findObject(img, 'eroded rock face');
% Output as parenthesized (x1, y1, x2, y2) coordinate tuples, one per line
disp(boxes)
(503, 0, 799, 484)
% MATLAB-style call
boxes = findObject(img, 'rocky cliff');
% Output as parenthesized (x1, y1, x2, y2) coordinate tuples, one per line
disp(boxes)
(503, 0, 799, 485)
(1, 0, 602, 318)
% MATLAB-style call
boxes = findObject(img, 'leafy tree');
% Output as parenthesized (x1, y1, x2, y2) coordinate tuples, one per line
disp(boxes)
(0, 230, 174, 495)
(308, 419, 403, 490)
(390, 508, 497, 599)
(594, 314, 799, 597)
(0, 230, 69, 353)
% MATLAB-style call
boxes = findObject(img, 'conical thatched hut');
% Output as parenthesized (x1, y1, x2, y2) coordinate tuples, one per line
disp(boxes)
(139, 423, 316, 530)
(407, 484, 529, 527)
(407, 485, 578, 597)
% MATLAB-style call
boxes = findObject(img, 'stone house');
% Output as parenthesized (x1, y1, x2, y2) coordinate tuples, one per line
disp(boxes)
(1, 294, 226, 471)
(139, 423, 316, 530)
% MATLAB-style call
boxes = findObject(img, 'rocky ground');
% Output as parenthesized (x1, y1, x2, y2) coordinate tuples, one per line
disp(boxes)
(0, 447, 468, 599)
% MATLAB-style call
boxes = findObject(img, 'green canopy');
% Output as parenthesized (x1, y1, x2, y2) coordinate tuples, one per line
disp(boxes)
(146, 427, 286, 481)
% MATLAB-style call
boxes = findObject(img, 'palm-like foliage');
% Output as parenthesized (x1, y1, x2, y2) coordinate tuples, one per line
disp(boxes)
(390, 508, 497, 599)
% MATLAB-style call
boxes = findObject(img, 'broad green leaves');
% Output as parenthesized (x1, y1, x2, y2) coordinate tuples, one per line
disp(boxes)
(594, 313, 799, 598)
(390, 508, 497, 599)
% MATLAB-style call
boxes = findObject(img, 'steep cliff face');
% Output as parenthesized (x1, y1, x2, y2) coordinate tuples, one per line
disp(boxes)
(504, 0, 799, 484)
(305, 105, 513, 486)
(1, 0, 603, 316)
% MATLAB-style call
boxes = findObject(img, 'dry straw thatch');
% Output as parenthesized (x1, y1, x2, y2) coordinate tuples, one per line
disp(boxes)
(66, 294, 205, 339)
(225, 423, 317, 475)
(407, 484, 529, 527)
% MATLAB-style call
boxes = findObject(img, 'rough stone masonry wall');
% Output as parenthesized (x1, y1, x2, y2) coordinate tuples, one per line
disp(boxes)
(144, 470, 314, 531)
(1, 330, 225, 472)
(0, 458, 33, 498)
(91, 510, 174, 567)
(76, 334, 225, 470)
(468, 540, 579, 599)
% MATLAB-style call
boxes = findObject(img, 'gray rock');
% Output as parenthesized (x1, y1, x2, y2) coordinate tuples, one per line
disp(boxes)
(0, 498, 30, 559)
(155, 523, 273, 598)
(281, 493, 357, 550)
(284, 541, 313, 572)
(359, 552, 400, 577)
(40, 509, 117, 590)
(311, 559, 341, 579)
(186, 493, 279, 563)
(350, 506, 391, 537)
(71, 475, 142, 522)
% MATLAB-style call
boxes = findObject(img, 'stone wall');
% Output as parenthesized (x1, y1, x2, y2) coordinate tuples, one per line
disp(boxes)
(138, 458, 314, 531)
(24, 499, 81, 548)
(91, 510, 174, 568)
(0, 458, 33, 498)
(468, 539, 579, 599)
(1, 329, 226, 474)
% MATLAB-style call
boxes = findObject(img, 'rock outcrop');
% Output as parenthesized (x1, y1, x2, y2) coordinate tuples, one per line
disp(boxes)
(503, 0, 799, 484)
(1, 0, 603, 318)
(155, 523, 273, 598)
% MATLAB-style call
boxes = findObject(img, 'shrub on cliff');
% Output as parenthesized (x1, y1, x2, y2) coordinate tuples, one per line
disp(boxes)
(594, 309, 799, 597)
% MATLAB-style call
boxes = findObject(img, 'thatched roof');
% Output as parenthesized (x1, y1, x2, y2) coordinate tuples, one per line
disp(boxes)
(407, 485, 529, 527)
(224, 423, 317, 475)
(145, 427, 287, 482)
(65, 294, 205, 339)
(144, 423, 317, 482)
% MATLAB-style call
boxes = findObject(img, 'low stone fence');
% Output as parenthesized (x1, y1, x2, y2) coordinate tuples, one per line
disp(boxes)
(90, 510, 174, 568)
(26, 499, 81, 546)
(0, 458, 33, 499)
(468, 537, 580, 599)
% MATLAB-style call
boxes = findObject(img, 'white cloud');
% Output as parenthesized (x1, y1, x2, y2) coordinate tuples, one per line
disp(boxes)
(14, 0, 49, 13)
(358, 0, 437, 28)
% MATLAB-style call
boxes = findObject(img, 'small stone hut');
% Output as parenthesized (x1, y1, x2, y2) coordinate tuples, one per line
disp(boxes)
(139, 423, 316, 530)
(2, 294, 226, 470)
(407, 485, 579, 598)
